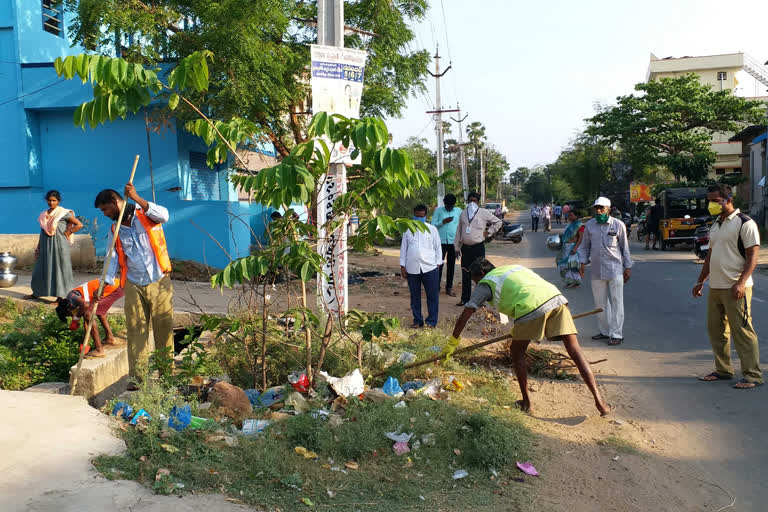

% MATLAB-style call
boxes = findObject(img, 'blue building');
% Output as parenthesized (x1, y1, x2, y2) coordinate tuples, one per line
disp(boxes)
(0, 1, 278, 269)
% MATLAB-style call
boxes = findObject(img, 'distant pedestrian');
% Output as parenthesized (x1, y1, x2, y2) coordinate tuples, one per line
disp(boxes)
(693, 184, 762, 389)
(494, 205, 503, 219)
(557, 210, 585, 287)
(455, 192, 502, 306)
(563, 203, 571, 217)
(530, 203, 540, 232)
(554, 204, 563, 225)
(431, 193, 462, 297)
(443, 258, 611, 416)
(645, 200, 663, 250)
(400, 204, 443, 328)
(28, 190, 83, 300)
(541, 204, 552, 232)
(578, 197, 632, 346)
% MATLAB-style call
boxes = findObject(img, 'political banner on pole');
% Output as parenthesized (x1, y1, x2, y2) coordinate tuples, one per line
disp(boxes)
(311, 44, 367, 316)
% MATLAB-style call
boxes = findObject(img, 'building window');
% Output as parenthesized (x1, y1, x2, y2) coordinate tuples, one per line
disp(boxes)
(717, 71, 727, 81)
(715, 168, 725, 175)
(188, 151, 222, 201)
(42, 1, 63, 37)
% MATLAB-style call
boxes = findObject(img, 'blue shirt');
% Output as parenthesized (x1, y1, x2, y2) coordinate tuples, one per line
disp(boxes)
(430, 206, 462, 245)
(106, 202, 170, 287)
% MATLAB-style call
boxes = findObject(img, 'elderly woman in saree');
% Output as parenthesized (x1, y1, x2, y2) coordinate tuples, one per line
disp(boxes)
(28, 190, 83, 299)
(557, 209, 584, 288)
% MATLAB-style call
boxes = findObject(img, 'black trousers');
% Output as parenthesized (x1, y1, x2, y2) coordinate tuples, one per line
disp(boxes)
(460, 243, 486, 303)
(531, 216, 539, 232)
(438, 243, 456, 292)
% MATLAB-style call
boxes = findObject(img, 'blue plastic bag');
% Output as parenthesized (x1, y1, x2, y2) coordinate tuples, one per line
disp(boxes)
(401, 381, 426, 392)
(129, 409, 151, 425)
(383, 376, 403, 396)
(111, 401, 133, 420)
(168, 405, 192, 431)
(256, 386, 285, 407)
(244, 389, 261, 407)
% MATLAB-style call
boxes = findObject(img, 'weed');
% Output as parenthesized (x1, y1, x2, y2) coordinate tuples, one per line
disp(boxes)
(598, 435, 640, 455)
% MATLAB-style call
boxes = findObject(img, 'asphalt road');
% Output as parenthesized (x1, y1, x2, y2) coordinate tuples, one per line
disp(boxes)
(504, 210, 767, 511)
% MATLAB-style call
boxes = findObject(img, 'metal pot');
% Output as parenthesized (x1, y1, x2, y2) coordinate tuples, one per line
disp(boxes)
(546, 235, 562, 252)
(0, 271, 17, 288)
(0, 252, 16, 273)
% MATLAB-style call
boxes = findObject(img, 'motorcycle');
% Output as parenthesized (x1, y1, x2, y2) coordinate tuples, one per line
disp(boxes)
(496, 220, 524, 243)
(636, 214, 647, 242)
(621, 212, 632, 238)
(693, 216, 711, 260)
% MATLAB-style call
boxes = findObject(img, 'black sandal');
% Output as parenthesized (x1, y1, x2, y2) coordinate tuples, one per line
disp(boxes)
(698, 372, 733, 381)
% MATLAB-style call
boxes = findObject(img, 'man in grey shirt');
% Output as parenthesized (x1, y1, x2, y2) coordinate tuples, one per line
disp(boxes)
(578, 197, 632, 345)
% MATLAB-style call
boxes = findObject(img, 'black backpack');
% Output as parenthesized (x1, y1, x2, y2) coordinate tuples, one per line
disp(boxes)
(732, 212, 755, 259)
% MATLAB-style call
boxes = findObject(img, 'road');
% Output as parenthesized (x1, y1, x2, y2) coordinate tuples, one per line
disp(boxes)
(504, 209, 767, 511)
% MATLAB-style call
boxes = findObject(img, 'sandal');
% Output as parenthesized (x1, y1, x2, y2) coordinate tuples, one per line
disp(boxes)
(732, 378, 763, 389)
(600, 403, 613, 417)
(607, 338, 623, 346)
(698, 372, 733, 382)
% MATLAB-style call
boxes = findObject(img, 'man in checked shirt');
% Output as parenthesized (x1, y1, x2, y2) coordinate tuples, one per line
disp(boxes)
(578, 196, 633, 346)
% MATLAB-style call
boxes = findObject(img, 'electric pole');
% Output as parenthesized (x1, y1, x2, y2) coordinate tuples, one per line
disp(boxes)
(450, 107, 469, 202)
(480, 148, 486, 205)
(426, 48, 455, 208)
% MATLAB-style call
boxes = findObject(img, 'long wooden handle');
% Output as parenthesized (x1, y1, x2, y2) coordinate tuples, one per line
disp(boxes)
(373, 307, 603, 377)
(70, 155, 140, 395)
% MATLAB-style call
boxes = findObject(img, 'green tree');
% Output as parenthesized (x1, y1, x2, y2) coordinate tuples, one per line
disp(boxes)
(64, 0, 432, 157)
(547, 134, 615, 202)
(586, 73, 765, 182)
(523, 171, 551, 203)
(466, 121, 486, 190)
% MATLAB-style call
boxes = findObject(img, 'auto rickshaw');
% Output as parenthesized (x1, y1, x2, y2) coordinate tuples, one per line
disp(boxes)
(657, 187, 710, 251)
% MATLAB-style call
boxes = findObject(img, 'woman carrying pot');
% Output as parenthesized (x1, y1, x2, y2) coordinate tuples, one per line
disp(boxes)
(28, 190, 83, 300)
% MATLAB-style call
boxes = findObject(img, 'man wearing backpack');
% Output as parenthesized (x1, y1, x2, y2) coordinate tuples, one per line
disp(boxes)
(693, 183, 762, 389)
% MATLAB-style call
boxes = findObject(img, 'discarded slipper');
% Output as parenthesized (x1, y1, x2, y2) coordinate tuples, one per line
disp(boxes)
(732, 378, 763, 389)
(698, 372, 733, 382)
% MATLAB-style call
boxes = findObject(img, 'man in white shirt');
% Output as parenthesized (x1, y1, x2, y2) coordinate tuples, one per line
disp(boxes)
(400, 204, 443, 328)
(693, 183, 762, 389)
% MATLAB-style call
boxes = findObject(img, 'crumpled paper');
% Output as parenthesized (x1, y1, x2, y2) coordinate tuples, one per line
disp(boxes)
(320, 368, 365, 397)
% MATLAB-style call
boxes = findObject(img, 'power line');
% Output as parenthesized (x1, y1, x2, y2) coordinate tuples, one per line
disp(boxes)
(439, 0, 453, 64)
(0, 79, 67, 107)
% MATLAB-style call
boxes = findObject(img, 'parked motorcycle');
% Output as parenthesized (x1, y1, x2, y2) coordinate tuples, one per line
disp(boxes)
(693, 216, 711, 260)
(496, 220, 524, 243)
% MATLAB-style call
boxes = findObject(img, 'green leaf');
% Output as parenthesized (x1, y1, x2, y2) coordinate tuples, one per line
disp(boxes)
(168, 93, 180, 111)
(300, 261, 312, 282)
(73, 104, 85, 128)
(53, 57, 63, 76)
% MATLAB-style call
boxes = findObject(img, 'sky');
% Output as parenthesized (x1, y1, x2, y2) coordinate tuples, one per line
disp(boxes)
(385, 0, 768, 175)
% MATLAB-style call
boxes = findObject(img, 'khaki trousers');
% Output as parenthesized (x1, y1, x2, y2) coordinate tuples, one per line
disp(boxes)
(707, 287, 763, 384)
(125, 274, 174, 376)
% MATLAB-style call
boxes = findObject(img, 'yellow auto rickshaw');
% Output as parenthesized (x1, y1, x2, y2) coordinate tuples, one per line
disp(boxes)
(657, 187, 710, 251)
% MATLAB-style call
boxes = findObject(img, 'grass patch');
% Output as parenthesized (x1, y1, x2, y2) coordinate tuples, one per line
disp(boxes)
(598, 435, 640, 455)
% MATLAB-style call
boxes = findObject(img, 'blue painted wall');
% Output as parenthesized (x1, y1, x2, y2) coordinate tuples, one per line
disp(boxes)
(0, 4, 272, 270)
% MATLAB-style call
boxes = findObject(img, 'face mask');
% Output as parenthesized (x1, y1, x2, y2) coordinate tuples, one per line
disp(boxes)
(413, 216, 426, 223)
(595, 213, 609, 224)
(467, 202, 479, 216)
(708, 201, 723, 216)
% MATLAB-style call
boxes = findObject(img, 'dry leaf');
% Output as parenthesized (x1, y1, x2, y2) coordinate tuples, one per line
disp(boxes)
(453, 448, 461, 456)
(160, 444, 179, 453)
(344, 461, 359, 470)
(155, 468, 170, 481)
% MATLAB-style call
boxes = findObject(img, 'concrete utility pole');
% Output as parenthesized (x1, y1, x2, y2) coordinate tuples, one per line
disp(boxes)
(480, 148, 486, 205)
(426, 49, 455, 208)
(316, 0, 348, 317)
(450, 107, 469, 202)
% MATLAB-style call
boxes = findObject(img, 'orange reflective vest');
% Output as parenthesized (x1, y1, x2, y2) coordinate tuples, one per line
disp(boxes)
(75, 279, 120, 303)
(112, 206, 172, 287)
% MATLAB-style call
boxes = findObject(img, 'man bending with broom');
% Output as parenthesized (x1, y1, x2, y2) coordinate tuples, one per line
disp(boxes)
(94, 184, 174, 384)
(444, 258, 611, 416)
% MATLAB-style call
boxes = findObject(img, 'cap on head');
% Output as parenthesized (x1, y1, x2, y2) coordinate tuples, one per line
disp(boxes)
(593, 197, 611, 208)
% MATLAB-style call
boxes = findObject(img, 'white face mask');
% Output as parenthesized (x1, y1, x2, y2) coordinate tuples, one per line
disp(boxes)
(467, 202, 479, 216)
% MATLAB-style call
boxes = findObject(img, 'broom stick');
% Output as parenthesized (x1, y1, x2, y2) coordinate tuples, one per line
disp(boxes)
(373, 308, 603, 377)
(70, 155, 140, 395)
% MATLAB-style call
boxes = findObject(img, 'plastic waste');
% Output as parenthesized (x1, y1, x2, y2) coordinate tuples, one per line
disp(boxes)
(445, 376, 464, 392)
(384, 431, 413, 443)
(393, 401, 407, 408)
(321, 368, 365, 397)
(188, 416, 216, 429)
(421, 433, 435, 445)
(129, 409, 151, 425)
(256, 386, 285, 407)
(393, 441, 410, 455)
(244, 389, 261, 407)
(382, 376, 404, 396)
(453, 469, 469, 479)
(168, 405, 191, 431)
(516, 461, 539, 476)
(295, 446, 318, 459)
(241, 419, 271, 437)
(418, 378, 443, 398)
(401, 381, 426, 392)
(311, 409, 330, 419)
(288, 371, 309, 392)
(286, 392, 310, 413)
(111, 401, 133, 420)
(363, 389, 393, 402)
(398, 352, 417, 364)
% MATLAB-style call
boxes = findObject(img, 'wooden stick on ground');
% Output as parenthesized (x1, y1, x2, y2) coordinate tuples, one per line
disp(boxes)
(70, 155, 140, 395)
(373, 308, 603, 377)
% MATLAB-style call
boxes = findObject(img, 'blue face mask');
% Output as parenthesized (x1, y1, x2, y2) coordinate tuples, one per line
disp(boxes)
(413, 216, 426, 223)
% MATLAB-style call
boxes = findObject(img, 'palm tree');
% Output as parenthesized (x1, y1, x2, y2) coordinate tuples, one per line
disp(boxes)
(466, 121, 487, 191)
